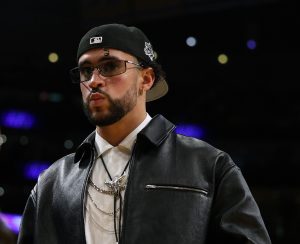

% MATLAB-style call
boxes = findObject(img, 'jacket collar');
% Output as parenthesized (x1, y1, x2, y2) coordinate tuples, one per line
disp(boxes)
(74, 114, 175, 164)
(74, 131, 96, 164)
(139, 114, 175, 146)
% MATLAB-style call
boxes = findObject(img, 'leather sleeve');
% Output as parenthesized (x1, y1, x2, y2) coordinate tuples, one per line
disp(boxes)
(17, 185, 37, 244)
(207, 153, 272, 244)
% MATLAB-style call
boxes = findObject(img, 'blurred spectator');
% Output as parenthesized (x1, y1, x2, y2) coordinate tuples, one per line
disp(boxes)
(0, 217, 15, 244)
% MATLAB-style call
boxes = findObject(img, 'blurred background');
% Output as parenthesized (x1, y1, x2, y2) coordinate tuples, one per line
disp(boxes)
(0, 0, 299, 243)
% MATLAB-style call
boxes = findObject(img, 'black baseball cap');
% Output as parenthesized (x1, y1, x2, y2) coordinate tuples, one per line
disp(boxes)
(77, 23, 168, 102)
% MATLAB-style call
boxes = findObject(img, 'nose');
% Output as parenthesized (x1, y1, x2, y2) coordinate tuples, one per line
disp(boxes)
(88, 68, 106, 89)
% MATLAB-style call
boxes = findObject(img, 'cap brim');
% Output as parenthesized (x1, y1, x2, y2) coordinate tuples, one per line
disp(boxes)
(146, 78, 169, 102)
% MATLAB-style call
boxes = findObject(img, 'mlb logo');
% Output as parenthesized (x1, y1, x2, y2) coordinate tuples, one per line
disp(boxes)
(90, 36, 102, 44)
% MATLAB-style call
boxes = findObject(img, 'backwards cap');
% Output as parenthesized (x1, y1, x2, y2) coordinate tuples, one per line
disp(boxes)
(77, 23, 168, 102)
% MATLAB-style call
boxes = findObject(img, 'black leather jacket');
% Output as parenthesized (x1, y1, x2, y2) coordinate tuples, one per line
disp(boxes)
(17, 115, 271, 244)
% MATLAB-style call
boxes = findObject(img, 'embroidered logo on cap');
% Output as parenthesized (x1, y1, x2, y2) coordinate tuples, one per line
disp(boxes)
(90, 36, 102, 44)
(144, 42, 155, 61)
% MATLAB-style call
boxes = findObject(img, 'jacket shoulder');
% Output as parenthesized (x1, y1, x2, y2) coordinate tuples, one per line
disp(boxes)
(176, 134, 222, 155)
(175, 134, 237, 181)
(37, 153, 76, 183)
(176, 133, 234, 164)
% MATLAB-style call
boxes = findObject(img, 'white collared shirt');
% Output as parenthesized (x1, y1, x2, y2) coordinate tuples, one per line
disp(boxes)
(84, 114, 152, 244)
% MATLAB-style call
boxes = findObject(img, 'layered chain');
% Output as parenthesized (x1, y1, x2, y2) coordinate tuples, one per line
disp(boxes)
(88, 154, 131, 243)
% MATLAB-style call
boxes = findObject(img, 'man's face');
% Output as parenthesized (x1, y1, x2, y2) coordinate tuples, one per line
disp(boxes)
(78, 48, 143, 127)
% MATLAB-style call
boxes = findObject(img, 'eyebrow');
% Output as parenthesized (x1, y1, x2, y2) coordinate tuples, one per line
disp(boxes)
(78, 56, 119, 67)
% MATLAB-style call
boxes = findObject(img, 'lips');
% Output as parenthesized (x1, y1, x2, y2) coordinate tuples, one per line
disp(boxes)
(88, 92, 107, 107)
(89, 92, 106, 101)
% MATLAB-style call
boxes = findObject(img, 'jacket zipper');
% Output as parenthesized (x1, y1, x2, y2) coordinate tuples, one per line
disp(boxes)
(145, 184, 208, 195)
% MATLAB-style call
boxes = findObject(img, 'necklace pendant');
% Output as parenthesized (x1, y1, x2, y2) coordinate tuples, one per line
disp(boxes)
(105, 174, 127, 195)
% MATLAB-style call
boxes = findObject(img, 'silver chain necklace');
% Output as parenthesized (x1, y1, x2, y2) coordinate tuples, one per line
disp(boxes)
(89, 176, 127, 196)
(87, 191, 120, 216)
(98, 154, 131, 243)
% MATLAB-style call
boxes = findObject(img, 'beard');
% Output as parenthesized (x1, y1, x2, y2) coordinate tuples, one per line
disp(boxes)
(82, 83, 138, 127)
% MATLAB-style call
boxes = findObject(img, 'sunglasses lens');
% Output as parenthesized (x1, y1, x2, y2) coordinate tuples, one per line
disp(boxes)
(100, 60, 125, 77)
(70, 59, 130, 83)
(79, 67, 94, 81)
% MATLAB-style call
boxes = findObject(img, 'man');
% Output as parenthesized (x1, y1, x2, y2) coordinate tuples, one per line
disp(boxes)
(17, 23, 271, 244)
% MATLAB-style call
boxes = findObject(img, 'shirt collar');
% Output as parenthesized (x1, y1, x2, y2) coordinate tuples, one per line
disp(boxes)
(95, 113, 152, 156)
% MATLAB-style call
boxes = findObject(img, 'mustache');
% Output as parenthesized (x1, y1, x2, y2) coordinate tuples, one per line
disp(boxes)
(90, 87, 103, 94)
(81, 83, 106, 96)
(81, 82, 103, 93)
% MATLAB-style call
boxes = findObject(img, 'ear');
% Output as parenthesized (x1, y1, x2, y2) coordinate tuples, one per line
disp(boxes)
(140, 67, 155, 91)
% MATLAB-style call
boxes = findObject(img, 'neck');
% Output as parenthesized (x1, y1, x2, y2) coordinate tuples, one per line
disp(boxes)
(96, 107, 147, 146)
